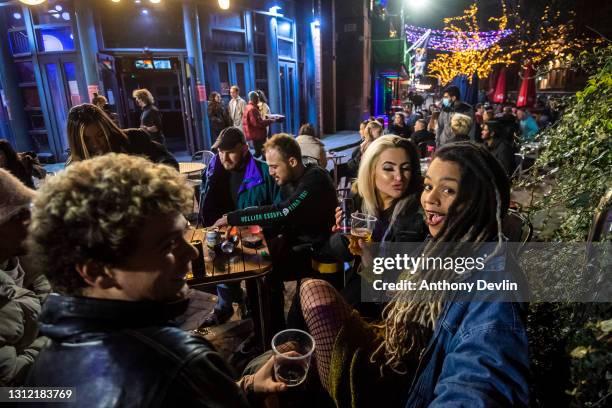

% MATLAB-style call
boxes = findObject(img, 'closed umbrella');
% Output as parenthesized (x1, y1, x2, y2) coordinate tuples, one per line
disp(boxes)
(492, 67, 507, 103)
(517, 65, 536, 108)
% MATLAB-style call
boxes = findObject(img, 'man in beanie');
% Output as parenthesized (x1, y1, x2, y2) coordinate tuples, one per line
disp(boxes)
(198, 127, 281, 327)
(243, 91, 278, 159)
(0, 169, 49, 385)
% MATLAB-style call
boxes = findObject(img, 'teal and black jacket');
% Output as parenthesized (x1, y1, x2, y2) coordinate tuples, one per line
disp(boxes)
(198, 153, 281, 227)
(227, 164, 337, 247)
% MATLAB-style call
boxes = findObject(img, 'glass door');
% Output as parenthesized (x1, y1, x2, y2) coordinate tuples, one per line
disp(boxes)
(39, 54, 84, 160)
(279, 61, 298, 134)
(208, 55, 252, 105)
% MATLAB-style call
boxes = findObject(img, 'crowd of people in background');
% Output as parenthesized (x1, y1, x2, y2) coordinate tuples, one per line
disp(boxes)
(351, 84, 557, 180)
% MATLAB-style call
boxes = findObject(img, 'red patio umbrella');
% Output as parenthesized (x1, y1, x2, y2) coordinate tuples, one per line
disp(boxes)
(517, 64, 536, 108)
(492, 67, 507, 103)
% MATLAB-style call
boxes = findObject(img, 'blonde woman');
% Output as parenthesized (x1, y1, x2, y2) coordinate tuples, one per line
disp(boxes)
(299, 142, 529, 407)
(327, 135, 426, 318)
(66, 104, 177, 169)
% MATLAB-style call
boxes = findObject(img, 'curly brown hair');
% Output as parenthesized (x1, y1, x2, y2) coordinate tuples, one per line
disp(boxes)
(27, 153, 193, 295)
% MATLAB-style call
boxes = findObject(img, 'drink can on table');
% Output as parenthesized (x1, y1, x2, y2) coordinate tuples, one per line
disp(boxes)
(206, 228, 220, 249)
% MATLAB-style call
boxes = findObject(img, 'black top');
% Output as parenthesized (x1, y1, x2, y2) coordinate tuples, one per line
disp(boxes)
(124, 129, 178, 170)
(227, 164, 337, 279)
(488, 138, 516, 176)
(140, 104, 165, 145)
(388, 123, 411, 138)
(227, 164, 336, 246)
(411, 129, 436, 157)
(207, 101, 230, 137)
(25, 294, 249, 408)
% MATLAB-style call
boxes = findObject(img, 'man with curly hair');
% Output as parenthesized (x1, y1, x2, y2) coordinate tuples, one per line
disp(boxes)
(23, 154, 286, 406)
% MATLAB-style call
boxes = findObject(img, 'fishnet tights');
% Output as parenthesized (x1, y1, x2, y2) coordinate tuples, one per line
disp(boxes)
(299, 279, 352, 391)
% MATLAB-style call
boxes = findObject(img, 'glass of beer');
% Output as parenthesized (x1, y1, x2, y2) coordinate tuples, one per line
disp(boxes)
(351, 212, 377, 242)
(272, 329, 315, 387)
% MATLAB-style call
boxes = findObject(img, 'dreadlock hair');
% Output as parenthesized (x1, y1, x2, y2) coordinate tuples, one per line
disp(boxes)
(371, 141, 510, 374)
(67, 104, 129, 162)
(357, 135, 422, 237)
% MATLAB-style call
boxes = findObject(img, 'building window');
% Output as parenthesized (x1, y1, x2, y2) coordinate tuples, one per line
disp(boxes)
(253, 13, 267, 55)
(32, 0, 72, 25)
(278, 39, 294, 59)
(9, 30, 30, 56)
(211, 11, 244, 30)
(36, 26, 75, 52)
(99, 2, 185, 49)
(254, 58, 268, 100)
(277, 20, 292, 39)
(15, 61, 36, 83)
(211, 29, 246, 52)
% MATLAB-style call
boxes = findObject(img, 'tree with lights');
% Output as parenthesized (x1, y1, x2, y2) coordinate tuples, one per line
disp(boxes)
(426, 1, 603, 85)
(427, 3, 517, 85)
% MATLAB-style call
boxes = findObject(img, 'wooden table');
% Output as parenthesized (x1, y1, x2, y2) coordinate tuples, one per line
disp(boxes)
(179, 162, 205, 176)
(185, 227, 273, 349)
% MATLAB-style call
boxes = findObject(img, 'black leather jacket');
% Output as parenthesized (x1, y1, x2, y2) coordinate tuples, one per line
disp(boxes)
(24, 294, 250, 408)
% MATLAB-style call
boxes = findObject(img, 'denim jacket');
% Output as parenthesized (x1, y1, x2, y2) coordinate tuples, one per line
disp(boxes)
(404, 252, 530, 407)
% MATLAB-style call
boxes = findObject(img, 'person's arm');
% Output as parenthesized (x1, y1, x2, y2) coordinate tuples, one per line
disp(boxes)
(248, 106, 274, 129)
(226, 170, 321, 227)
(141, 109, 161, 133)
(318, 146, 328, 168)
(428, 302, 529, 407)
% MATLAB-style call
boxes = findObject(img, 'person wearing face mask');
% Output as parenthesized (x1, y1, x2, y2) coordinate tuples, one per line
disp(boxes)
(436, 85, 475, 147)
(324, 135, 427, 318)
(295, 142, 529, 407)
(66, 104, 178, 170)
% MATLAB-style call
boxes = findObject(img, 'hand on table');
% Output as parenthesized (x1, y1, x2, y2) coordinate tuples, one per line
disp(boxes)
(213, 215, 228, 228)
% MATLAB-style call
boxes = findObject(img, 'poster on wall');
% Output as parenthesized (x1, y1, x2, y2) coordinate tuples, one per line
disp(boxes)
(220, 82, 230, 95)
(197, 85, 207, 102)
(87, 85, 99, 103)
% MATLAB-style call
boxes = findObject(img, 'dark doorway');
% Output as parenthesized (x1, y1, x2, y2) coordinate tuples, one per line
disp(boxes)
(116, 56, 189, 153)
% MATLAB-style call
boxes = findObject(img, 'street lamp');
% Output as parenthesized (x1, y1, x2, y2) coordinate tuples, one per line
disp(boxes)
(19, 0, 47, 5)
(218, 0, 230, 10)
(405, 0, 427, 9)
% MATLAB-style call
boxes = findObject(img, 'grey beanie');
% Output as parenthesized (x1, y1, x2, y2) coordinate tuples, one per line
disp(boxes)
(0, 168, 35, 225)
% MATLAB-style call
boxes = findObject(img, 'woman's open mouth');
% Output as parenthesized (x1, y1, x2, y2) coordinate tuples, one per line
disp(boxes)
(425, 210, 446, 227)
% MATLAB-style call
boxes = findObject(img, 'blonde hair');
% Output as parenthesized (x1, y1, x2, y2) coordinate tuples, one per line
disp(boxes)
(364, 121, 383, 143)
(356, 135, 421, 221)
(132, 88, 154, 105)
(450, 113, 472, 137)
(27, 153, 193, 295)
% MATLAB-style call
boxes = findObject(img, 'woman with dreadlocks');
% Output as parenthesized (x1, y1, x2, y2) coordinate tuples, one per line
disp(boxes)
(299, 142, 529, 407)
(66, 103, 178, 170)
